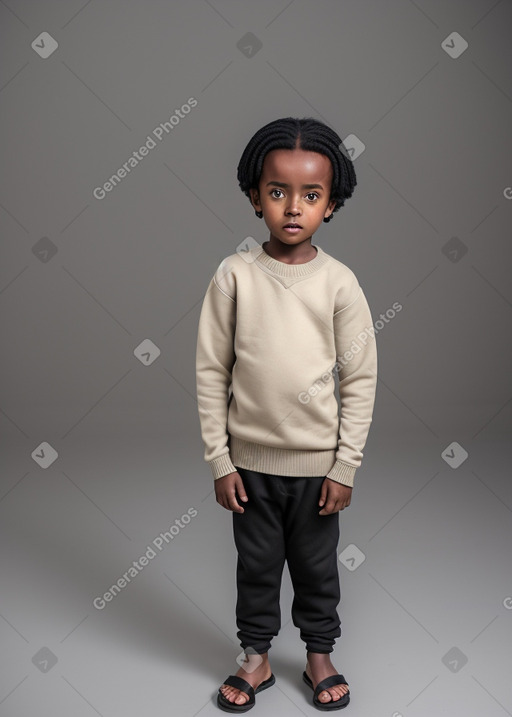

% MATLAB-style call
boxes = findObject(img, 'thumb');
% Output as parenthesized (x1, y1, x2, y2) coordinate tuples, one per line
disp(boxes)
(318, 482, 327, 506)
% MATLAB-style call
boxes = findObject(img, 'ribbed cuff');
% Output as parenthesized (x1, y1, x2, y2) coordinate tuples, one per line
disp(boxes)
(209, 453, 237, 480)
(325, 460, 357, 487)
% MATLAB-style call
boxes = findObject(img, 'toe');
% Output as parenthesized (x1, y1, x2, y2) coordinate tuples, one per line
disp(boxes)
(220, 685, 244, 704)
(333, 686, 349, 700)
(319, 690, 333, 702)
(220, 686, 248, 705)
(319, 688, 343, 703)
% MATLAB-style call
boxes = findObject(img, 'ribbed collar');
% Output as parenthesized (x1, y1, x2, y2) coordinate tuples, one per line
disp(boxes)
(255, 242, 330, 278)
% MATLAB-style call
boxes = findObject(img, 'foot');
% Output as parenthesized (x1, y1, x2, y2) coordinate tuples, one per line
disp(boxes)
(219, 652, 272, 707)
(305, 651, 349, 705)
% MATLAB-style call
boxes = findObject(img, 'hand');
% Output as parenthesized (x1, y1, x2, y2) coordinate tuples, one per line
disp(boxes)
(318, 478, 352, 515)
(214, 471, 249, 513)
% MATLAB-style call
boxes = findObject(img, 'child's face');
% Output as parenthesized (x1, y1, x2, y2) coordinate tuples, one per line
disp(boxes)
(249, 147, 337, 246)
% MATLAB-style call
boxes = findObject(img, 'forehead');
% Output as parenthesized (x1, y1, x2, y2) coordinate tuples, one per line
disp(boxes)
(261, 148, 333, 183)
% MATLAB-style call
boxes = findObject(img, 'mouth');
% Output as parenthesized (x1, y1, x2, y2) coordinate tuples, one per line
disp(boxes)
(283, 223, 302, 229)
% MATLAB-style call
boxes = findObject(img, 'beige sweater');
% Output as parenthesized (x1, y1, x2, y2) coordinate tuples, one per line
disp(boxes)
(195, 242, 378, 487)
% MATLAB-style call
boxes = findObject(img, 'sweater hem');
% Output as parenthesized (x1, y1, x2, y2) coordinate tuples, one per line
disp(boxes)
(230, 435, 342, 479)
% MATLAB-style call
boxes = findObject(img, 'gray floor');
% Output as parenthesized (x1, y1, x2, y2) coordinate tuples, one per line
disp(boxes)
(1, 415, 511, 716)
(1, 1, 511, 715)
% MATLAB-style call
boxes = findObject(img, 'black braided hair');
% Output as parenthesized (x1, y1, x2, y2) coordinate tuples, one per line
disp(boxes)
(237, 117, 357, 222)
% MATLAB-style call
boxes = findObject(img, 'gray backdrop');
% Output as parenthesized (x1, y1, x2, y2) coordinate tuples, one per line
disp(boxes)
(1, 1, 511, 715)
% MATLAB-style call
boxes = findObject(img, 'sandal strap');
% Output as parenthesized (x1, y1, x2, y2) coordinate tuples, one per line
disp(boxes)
(221, 674, 255, 700)
(314, 673, 349, 698)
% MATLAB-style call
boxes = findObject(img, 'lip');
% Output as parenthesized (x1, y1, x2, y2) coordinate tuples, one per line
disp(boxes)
(283, 224, 302, 231)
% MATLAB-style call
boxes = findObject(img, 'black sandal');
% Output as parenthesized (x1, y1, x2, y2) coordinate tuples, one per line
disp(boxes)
(303, 671, 350, 710)
(217, 673, 275, 712)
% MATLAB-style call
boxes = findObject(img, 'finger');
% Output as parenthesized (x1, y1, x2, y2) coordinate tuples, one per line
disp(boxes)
(219, 495, 230, 511)
(319, 501, 334, 515)
(321, 497, 345, 515)
(229, 492, 245, 513)
(235, 476, 249, 502)
(217, 491, 239, 512)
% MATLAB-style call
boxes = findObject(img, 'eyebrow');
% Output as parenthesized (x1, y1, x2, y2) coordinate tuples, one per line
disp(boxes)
(265, 181, 324, 190)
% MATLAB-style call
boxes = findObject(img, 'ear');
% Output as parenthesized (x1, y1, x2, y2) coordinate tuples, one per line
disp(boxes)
(324, 199, 336, 218)
(249, 187, 261, 212)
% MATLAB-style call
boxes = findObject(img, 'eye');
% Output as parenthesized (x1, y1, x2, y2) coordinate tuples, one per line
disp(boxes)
(270, 189, 284, 198)
(306, 192, 319, 201)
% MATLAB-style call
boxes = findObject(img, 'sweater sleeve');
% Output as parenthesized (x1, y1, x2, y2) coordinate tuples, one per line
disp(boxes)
(195, 260, 238, 480)
(325, 280, 378, 488)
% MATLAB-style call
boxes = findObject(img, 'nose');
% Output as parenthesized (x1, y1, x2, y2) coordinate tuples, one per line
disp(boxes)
(286, 197, 301, 216)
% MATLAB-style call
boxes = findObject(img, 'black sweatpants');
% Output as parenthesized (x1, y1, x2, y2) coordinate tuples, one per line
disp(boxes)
(232, 466, 342, 655)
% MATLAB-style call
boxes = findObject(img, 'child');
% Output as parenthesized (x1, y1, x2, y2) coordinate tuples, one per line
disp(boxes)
(195, 117, 378, 712)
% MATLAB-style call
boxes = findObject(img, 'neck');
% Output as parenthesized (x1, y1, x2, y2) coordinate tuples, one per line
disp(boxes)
(263, 238, 317, 265)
